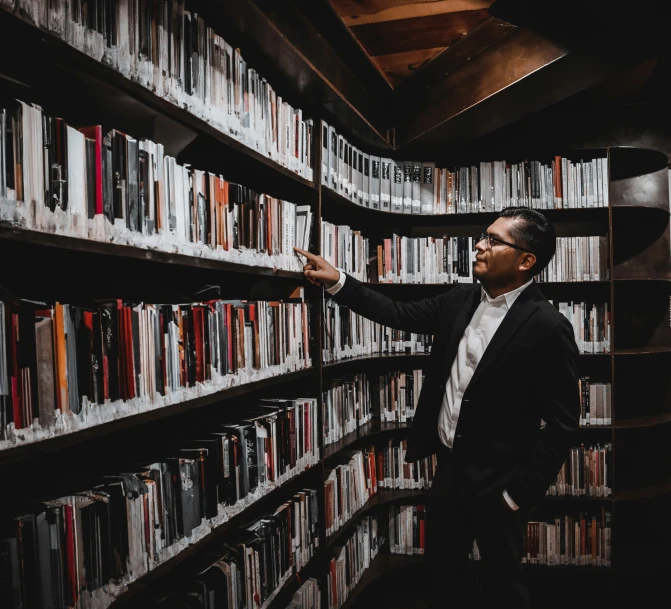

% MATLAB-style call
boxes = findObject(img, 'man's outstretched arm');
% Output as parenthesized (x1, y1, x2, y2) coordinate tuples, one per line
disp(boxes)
(294, 247, 449, 335)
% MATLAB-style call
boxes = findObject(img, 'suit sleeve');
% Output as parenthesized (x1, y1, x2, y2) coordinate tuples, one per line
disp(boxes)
(505, 317, 580, 511)
(329, 273, 450, 335)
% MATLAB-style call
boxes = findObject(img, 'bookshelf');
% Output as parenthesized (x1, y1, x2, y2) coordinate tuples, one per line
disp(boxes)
(0, 3, 669, 609)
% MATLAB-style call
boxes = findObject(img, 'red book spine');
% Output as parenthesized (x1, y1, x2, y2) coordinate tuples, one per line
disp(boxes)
(225, 304, 233, 374)
(64, 503, 78, 604)
(11, 313, 21, 429)
(79, 126, 104, 215)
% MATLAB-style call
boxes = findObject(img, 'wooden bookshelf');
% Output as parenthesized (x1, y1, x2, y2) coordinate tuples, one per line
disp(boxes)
(322, 353, 430, 374)
(323, 420, 410, 463)
(0, 223, 307, 280)
(321, 185, 610, 231)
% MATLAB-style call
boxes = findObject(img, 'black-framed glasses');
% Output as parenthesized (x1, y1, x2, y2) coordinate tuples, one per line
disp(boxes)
(477, 232, 534, 254)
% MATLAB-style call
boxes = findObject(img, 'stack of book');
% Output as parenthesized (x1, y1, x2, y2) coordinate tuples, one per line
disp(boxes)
(154, 489, 320, 609)
(0, 296, 311, 446)
(1, 398, 319, 607)
(376, 438, 436, 491)
(322, 300, 432, 363)
(549, 443, 613, 497)
(3, 1, 314, 179)
(327, 515, 379, 609)
(522, 509, 612, 567)
(321, 122, 608, 213)
(552, 301, 611, 353)
(389, 505, 426, 556)
(0, 100, 313, 272)
(322, 375, 371, 448)
(324, 448, 377, 538)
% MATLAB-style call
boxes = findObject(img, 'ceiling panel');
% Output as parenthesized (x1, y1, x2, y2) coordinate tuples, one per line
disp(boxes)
(329, 0, 496, 86)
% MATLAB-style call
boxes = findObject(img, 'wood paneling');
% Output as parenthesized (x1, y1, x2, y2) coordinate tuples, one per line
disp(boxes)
(373, 47, 447, 86)
(329, 0, 497, 86)
(335, 0, 493, 25)
(351, 10, 490, 56)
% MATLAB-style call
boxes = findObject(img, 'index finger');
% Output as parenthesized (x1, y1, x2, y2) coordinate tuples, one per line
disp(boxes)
(293, 247, 318, 262)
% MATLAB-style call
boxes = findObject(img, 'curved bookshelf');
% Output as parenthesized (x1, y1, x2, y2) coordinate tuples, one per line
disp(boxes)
(614, 478, 671, 501)
(615, 413, 671, 429)
(323, 420, 411, 463)
(322, 353, 430, 373)
(609, 147, 669, 212)
(613, 346, 671, 355)
(0, 8, 317, 202)
(0, 367, 314, 466)
(321, 186, 610, 229)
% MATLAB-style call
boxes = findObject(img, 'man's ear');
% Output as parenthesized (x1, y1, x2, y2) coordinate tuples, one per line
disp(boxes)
(519, 253, 536, 273)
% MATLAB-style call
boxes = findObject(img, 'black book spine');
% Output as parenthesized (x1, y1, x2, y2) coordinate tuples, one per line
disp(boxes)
(127, 138, 139, 232)
(102, 132, 114, 222)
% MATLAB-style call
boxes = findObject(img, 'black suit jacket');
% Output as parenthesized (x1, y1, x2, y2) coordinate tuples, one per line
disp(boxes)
(331, 275, 580, 512)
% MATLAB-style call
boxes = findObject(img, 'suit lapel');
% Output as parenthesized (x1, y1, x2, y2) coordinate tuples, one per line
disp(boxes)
(467, 283, 542, 390)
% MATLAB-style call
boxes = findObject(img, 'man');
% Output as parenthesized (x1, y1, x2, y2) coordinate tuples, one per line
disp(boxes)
(295, 207, 579, 608)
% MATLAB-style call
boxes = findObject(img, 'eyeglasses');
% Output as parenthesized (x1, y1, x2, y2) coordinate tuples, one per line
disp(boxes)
(477, 232, 533, 254)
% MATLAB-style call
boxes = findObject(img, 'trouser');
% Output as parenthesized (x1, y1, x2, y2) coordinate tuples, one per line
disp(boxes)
(425, 455, 530, 608)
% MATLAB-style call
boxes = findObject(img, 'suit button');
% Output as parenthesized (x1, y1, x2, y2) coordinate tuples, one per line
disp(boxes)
(455, 433, 463, 439)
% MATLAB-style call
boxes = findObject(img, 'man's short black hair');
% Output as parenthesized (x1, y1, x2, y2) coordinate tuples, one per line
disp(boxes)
(498, 206, 556, 276)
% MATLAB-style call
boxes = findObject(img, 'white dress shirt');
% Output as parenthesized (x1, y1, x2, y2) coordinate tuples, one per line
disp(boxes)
(326, 271, 533, 510)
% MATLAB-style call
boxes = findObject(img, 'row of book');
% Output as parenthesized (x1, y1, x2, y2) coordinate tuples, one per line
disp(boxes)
(322, 300, 432, 364)
(324, 223, 609, 286)
(374, 235, 476, 285)
(324, 448, 377, 538)
(322, 370, 424, 448)
(321, 222, 370, 283)
(322, 375, 370, 448)
(7, 0, 314, 179)
(285, 579, 321, 609)
(0, 296, 311, 443)
(0, 399, 320, 609)
(548, 443, 613, 498)
(579, 379, 612, 427)
(376, 439, 436, 491)
(553, 301, 611, 354)
(536, 236, 610, 283)
(521, 510, 612, 567)
(327, 515, 379, 609)
(0, 100, 312, 272)
(320, 123, 609, 212)
(388, 505, 425, 556)
(377, 370, 424, 424)
(153, 490, 320, 609)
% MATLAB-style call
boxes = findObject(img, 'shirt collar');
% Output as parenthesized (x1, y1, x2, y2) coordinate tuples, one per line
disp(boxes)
(481, 278, 534, 309)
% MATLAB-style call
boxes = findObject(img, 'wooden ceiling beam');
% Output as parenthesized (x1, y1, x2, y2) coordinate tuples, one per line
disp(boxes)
(337, 0, 494, 26)
(393, 26, 622, 155)
(351, 10, 490, 57)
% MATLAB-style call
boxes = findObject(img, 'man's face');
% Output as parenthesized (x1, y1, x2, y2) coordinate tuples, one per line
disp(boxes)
(473, 217, 532, 285)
